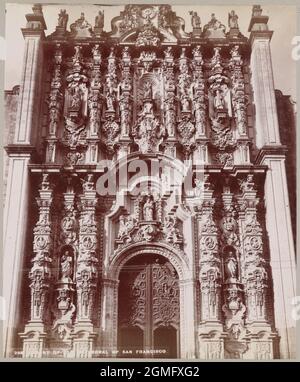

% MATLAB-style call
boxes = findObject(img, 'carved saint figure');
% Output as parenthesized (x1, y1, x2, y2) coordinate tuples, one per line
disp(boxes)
(189, 11, 201, 29)
(70, 86, 82, 109)
(79, 12, 88, 28)
(58, 9, 68, 28)
(143, 81, 152, 100)
(118, 215, 135, 238)
(225, 251, 238, 280)
(106, 93, 115, 111)
(95, 10, 104, 28)
(214, 89, 224, 110)
(228, 10, 239, 29)
(60, 250, 73, 282)
(181, 96, 190, 112)
(143, 196, 155, 221)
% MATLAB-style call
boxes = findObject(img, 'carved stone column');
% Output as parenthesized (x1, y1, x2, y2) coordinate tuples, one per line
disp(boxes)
(197, 175, 223, 359)
(229, 46, 251, 165)
(237, 174, 277, 359)
(73, 174, 98, 357)
(101, 48, 120, 157)
(191, 46, 208, 164)
(87, 44, 102, 163)
(219, 182, 248, 358)
(191, 46, 206, 138)
(162, 47, 176, 143)
(119, 47, 132, 138)
(177, 48, 195, 159)
(20, 173, 53, 358)
(46, 44, 63, 163)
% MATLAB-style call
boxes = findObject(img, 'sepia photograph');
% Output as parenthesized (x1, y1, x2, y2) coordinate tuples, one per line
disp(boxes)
(2, 2, 297, 361)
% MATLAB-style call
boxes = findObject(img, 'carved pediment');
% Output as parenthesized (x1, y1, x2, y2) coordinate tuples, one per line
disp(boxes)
(203, 13, 226, 39)
(109, 5, 189, 44)
(70, 13, 94, 39)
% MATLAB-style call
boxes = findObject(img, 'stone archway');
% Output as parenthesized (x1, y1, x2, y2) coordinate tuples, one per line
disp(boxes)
(118, 253, 180, 358)
(101, 243, 196, 359)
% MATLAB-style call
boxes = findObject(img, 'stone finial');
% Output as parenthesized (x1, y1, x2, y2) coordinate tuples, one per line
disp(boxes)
(24, 3, 47, 31)
(32, 4, 43, 16)
(248, 4, 270, 33)
(252, 5, 263, 17)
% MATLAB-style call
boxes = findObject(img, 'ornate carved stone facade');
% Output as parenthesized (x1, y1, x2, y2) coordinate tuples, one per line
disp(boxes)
(3, 4, 296, 359)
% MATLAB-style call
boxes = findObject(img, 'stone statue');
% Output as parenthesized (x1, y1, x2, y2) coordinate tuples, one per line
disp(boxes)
(214, 89, 224, 110)
(181, 96, 190, 112)
(143, 81, 152, 100)
(225, 251, 238, 280)
(203, 13, 226, 37)
(143, 196, 154, 221)
(118, 215, 135, 238)
(95, 10, 104, 29)
(106, 93, 115, 112)
(58, 9, 68, 29)
(189, 11, 201, 29)
(228, 10, 239, 29)
(60, 250, 73, 282)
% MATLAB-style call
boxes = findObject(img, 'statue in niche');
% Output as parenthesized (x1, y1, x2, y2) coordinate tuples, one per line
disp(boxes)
(209, 84, 232, 118)
(70, 86, 81, 109)
(208, 271, 217, 316)
(225, 250, 238, 281)
(58, 9, 68, 29)
(67, 80, 88, 117)
(189, 11, 201, 29)
(214, 89, 224, 110)
(228, 10, 239, 29)
(143, 81, 153, 100)
(181, 96, 190, 112)
(60, 249, 73, 283)
(106, 93, 115, 112)
(143, 196, 155, 221)
(95, 10, 104, 28)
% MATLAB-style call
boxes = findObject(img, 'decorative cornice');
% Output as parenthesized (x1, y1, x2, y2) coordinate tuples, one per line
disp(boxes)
(5, 144, 37, 156)
(254, 145, 288, 165)
(21, 29, 46, 39)
(249, 30, 273, 45)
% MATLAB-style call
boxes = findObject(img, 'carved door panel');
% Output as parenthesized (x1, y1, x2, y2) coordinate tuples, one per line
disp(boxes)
(118, 256, 179, 356)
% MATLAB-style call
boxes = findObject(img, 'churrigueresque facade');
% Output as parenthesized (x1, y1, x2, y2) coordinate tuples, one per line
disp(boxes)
(3, 4, 296, 359)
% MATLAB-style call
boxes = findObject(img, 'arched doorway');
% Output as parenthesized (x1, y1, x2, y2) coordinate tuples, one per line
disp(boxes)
(118, 254, 180, 358)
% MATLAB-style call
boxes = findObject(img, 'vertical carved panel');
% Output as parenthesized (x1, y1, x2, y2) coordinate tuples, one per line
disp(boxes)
(198, 175, 222, 322)
(238, 175, 269, 323)
(30, 174, 53, 323)
(76, 174, 99, 322)
(46, 44, 63, 163)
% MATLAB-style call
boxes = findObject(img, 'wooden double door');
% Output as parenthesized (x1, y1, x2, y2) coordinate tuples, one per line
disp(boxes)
(118, 255, 180, 358)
